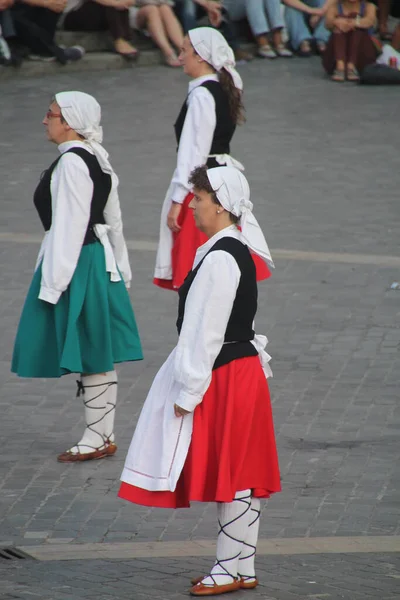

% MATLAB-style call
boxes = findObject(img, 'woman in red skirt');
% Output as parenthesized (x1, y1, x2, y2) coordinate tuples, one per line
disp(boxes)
(154, 26, 270, 290)
(120, 166, 280, 596)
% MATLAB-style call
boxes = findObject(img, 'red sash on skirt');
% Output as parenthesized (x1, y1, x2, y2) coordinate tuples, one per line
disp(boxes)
(118, 356, 281, 508)
(154, 193, 272, 291)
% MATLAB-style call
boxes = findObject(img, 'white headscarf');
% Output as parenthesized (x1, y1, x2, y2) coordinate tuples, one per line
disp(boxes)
(207, 167, 274, 269)
(55, 91, 113, 175)
(188, 27, 243, 91)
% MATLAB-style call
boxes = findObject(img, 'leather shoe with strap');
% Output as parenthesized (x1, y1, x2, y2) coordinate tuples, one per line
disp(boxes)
(190, 579, 241, 596)
(191, 575, 258, 590)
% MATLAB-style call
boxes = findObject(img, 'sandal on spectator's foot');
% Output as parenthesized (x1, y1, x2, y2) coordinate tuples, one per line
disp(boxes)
(164, 52, 180, 67)
(57, 444, 108, 463)
(275, 43, 293, 57)
(316, 41, 326, 54)
(191, 576, 258, 590)
(346, 66, 360, 82)
(297, 40, 312, 57)
(234, 48, 253, 63)
(257, 44, 277, 59)
(331, 68, 345, 82)
(190, 579, 241, 596)
(116, 48, 139, 61)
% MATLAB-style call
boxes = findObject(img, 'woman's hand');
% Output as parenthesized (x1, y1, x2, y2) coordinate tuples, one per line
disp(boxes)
(309, 14, 322, 28)
(334, 17, 355, 32)
(167, 202, 182, 233)
(174, 403, 190, 417)
(206, 1, 222, 27)
(46, 0, 67, 13)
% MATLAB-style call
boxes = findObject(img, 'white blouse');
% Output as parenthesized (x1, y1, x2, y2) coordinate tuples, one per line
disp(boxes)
(36, 140, 131, 305)
(170, 73, 218, 205)
(121, 227, 272, 492)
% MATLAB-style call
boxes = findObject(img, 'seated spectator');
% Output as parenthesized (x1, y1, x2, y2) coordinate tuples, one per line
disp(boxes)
(284, 0, 332, 56)
(223, 0, 293, 58)
(130, 0, 183, 66)
(174, 0, 220, 32)
(63, 0, 138, 59)
(10, 0, 84, 63)
(173, 0, 253, 62)
(323, 0, 377, 81)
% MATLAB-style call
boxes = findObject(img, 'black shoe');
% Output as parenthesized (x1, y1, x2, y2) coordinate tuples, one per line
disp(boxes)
(63, 45, 85, 62)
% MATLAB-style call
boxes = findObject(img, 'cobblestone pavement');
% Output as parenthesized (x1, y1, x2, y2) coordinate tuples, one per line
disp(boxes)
(0, 59, 399, 598)
(1, 552, 400, 600)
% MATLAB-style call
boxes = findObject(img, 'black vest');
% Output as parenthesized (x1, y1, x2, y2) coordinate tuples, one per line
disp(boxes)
(33, 147, 111, 245)
(174, 80, 236, 168)
(177, 236, 258, 370)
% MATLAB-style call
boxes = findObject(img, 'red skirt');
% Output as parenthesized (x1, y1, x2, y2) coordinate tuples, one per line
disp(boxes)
(118, 356, 281, 508)
(154, 193, 272, 291)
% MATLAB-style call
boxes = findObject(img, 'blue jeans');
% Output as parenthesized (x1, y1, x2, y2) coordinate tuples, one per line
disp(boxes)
(174, 0, 197, 32)
(284, 0, 330, 50)
(224, 0, 284, 36)
(0, 10, 16, 38)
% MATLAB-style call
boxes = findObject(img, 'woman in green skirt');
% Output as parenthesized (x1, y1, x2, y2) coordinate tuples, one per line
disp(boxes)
(12, 91, 143, 463)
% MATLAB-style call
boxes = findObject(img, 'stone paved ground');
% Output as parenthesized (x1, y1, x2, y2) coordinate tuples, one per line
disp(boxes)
(0, 58, 399, 598)
(1, 553, 400, 600)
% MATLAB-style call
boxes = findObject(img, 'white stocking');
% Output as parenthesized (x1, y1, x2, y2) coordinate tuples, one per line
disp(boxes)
(101, 370, 118, 444)
(69, 372, 117, 454)
(238, 497, 261, 583)
(201, 490, 251, 587)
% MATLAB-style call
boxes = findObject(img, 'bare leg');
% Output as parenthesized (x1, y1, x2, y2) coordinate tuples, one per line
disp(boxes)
(158, 4, 184, 52)
(136, 5, 176, 60)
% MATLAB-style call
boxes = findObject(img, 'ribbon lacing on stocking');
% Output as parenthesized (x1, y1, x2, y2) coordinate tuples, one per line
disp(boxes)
(200, 491, 252, 587)
(238, 502, 261, 580)
(73, 379, 117, 451)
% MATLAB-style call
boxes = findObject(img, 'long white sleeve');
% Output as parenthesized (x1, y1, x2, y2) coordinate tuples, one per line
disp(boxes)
(174, 250, 241, 412)
(39, 153, 92, 304)
(103, 172, 132, 286)
(170, 87, 216, 204)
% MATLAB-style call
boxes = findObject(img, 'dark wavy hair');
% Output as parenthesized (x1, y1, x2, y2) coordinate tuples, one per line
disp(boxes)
(188, 165, 240, 224)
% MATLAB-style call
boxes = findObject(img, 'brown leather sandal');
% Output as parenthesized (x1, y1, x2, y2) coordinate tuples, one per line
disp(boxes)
(189, 579, 241, 596)
(57, 445, 108, 463)
(191, 576, 258, 590)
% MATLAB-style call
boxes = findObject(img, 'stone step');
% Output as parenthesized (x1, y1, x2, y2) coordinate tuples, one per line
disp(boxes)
(55, 30, 156, 53)
(0, 47, 165, 81)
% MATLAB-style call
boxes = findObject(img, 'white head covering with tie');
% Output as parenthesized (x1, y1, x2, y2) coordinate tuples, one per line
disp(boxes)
(188, 27, 243, 91)
(207, 167, 274, 269)
(55, 91, 113, 175)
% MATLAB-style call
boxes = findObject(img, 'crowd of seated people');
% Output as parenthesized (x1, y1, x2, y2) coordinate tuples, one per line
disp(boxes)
(1, 0, 399, 83)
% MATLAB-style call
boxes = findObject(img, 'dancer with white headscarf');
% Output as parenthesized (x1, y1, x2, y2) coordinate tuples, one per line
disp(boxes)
(154, 26, 271, 291)
(12, 91, 143, 463)
(120, 166, 280, 596)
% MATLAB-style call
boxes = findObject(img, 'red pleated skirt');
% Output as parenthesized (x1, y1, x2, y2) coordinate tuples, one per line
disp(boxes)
(154, 193, 271, 291)
(118, 356, 281, 508)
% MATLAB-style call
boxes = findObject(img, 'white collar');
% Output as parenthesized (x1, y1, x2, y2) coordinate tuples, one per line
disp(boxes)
(188, 73, 219, 94)
(58, 140, 94, 155)
(193, 225, 241, 268)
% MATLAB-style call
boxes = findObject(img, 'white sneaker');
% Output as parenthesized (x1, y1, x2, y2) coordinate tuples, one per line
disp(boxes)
(257, 45, 277, 59)
(275, 44, 293, 58)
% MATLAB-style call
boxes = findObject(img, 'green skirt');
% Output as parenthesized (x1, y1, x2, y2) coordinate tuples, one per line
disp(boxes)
(12, 242, 143, 378)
